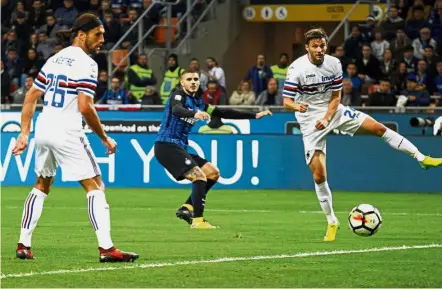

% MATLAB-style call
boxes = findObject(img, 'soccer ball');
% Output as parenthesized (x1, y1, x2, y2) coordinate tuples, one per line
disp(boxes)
(348, 204, 382, 237)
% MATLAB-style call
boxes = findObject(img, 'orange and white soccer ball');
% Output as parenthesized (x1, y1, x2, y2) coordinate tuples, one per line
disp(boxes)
(348, 204, 383, 237)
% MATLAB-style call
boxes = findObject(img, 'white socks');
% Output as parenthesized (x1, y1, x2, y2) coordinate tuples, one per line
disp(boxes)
(314, 181, 337, 224)
(382, 128, 425, 162)
(87, 190, 114, 250)
(19, 188, 47, 247)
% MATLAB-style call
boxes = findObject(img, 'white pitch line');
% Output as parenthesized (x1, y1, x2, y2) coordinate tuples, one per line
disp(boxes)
(1, 244, 441, 279)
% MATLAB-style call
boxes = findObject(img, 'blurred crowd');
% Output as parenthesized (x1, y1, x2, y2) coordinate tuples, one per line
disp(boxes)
(2, 0, 441, 110)
(336, 0, 442, 110)
(1, 0, 208, 104)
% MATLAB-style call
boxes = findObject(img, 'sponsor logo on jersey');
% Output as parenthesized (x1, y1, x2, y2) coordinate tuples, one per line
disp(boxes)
(306, 74, 316, 78)
(174, 95, 182, 101)
(322, 75, 334, 81)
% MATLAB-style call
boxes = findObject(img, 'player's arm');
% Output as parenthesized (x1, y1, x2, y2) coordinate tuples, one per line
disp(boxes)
(282, 66, 308, 112)
(206, 104, 272, 119)
(283, 98, 308, 112)
(170, 96, 197, 118)
(316, 90, 341, 130)
(316, 61, 343, 130)
(78, 93, 106, 140)
(78, 93, 116, 154)
(170, 95, 211, 120)
(12, 86, 44, 155)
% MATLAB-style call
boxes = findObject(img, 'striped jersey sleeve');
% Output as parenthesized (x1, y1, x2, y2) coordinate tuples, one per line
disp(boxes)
(33, 67, 48, 92)
(282, 66, 299, 99)
(330, 59, 343, 91)
(74, 61, 98, 98)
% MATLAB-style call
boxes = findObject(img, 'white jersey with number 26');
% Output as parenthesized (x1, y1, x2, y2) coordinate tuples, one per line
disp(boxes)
(283, 54, 343, 136)
(33, 46, 98, 130)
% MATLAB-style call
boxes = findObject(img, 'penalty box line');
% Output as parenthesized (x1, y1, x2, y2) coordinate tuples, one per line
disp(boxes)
(1, 244, 441, 279)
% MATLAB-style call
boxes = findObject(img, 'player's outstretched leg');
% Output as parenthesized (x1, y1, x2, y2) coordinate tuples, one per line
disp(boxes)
(176, 163, 220, 225)
(16, 176, 52, 260)
(81, 177, 139, 262)
(182, 167, 218, 229)
(309, 152, 339, 242)
(357, 116, 442, 170)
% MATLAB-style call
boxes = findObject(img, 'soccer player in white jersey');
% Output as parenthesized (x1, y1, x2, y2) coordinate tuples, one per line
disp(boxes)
(283, 28, 442, 242)
(12, 13, 139, 262)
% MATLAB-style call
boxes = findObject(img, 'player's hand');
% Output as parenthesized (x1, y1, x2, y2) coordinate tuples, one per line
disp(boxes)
(408, 95, 416, 101)
(256, 110, 273, 119)
(12, 133, 29, 156)
(102, 136, 117, 155)
(315, 118, 329, 130)
(194, 111, 210, 121)
(295, 103, 309, 113)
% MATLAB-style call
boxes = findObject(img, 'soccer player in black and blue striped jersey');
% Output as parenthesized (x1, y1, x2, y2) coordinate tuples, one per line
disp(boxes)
(155, 68, 272, 229)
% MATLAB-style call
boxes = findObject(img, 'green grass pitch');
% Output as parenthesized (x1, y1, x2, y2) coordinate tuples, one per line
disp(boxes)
(1, 187, 442, 287)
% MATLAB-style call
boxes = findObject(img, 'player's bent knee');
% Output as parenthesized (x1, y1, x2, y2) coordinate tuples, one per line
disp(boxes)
(201, 163, 220, 181)
(313, 172, 327, 184)
(211, 168, 220, 181)
(375, 123, 387, 137)
(35, 176, 53, 194)
(79, 178, 101, 192)
(207, 166, 220, 181)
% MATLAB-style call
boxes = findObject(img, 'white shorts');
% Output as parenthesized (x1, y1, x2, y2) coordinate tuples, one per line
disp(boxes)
(34, 120, 101, 181)
(302, 104, 368, 164)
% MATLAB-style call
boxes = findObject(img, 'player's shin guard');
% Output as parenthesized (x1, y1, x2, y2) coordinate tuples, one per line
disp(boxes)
(382, 128, 425, 161)
(191, 180, 207, 218)
(19, 188, 47, 247)
(87, 190, 114, 250)
(184, 179, 217, 208)
(201, 179, 217, 215)
(314, 181, 337, 224)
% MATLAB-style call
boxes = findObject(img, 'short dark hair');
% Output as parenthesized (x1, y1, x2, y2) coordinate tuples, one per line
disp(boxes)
(404, 44, 414, 52)
(206, 56, 218, 65)
(56, 13, 102, 43)
(412, 5, 425, 13)
(181, 68, 199, 77)
(380, 78, 390, 83)
(304, 28, 328, 44)
(362, 44, 371, 49)
(425, 45, 434, 50)
(207, 79, 218, 86)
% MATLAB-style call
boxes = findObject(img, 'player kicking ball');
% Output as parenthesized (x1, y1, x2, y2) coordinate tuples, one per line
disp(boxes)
(155, 68, 272, 229)
(12, 14, 138, 262)
(283, 28, 442, 242)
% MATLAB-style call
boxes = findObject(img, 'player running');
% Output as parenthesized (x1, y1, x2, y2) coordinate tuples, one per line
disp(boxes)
(12, 14, 138, 262)
(155, 68, 272, 229)
(283, 28, 442, 242)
